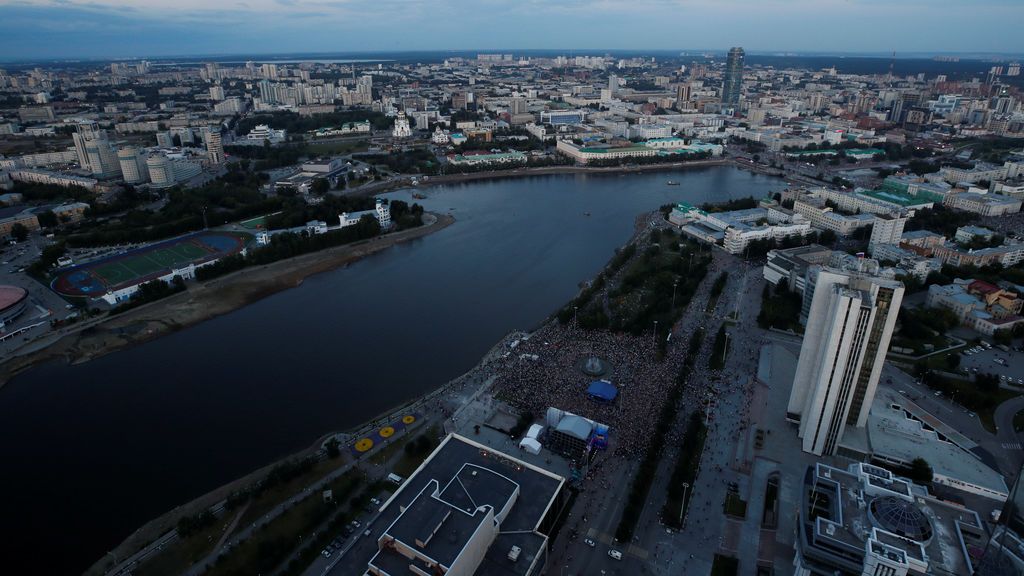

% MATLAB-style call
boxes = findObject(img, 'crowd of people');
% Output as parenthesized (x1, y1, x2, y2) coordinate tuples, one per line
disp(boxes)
(490, 321, 686, 459)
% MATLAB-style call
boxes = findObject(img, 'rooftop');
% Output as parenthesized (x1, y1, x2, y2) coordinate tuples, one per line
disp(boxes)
(351, 434, 564, 576)
(840, 387, 1007, 501)
(798, 463, 985, 576)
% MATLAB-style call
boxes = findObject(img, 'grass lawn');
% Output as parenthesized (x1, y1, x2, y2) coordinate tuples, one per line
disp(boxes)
(232, 457, 349, 538)
(133, 517, 226, 576)
(977, 388, 1018, 433)
(392, 426, 441, 478)
(206, 472, 362, 576)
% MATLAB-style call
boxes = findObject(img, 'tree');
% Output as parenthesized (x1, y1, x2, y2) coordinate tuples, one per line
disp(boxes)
(817, 229, 837, 246)
(10, 223, 29, 242)
(325, 438, 340, 459)
(36, 211, 58, 228)
(945, 352, 961, 370)
(311, 178, 329, 196)
(908, 458, 933, 484)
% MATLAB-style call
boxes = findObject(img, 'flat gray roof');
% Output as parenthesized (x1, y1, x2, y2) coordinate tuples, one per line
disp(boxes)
(840, 387, 1006, 499)
(343, 434, 564, 576)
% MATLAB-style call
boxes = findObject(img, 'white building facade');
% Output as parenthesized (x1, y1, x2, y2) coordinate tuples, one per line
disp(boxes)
(787, 267, 905, 456)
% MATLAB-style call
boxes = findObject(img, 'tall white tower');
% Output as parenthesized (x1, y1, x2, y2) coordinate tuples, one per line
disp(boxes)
(787, 266, 904, 456)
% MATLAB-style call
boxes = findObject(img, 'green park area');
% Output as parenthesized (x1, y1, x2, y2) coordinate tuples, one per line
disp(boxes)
(558, 228, 711, 347)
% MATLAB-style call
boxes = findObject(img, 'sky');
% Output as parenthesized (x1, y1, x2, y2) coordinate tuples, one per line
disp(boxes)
(0, 0, 1022, 61)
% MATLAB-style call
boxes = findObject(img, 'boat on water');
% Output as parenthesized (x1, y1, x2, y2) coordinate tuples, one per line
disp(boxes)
(412, 192, 427, 199)
(583, 212, 591, 216)
(666, 181, 680, 186)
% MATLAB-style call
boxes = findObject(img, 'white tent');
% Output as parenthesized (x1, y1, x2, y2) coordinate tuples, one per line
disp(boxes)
(519, 437, 542, 455)
(526, 424, 545, 439)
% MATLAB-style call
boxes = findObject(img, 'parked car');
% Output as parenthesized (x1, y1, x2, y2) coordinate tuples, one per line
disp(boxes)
(584, 538, 596, 547)
(608, 549, 623, 560)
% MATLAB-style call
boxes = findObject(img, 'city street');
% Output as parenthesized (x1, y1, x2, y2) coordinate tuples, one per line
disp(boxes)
(547, 250, 773, 576)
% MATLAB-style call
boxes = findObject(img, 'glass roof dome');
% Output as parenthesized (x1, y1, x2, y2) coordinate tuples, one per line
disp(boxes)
(869, 496, 934, 543)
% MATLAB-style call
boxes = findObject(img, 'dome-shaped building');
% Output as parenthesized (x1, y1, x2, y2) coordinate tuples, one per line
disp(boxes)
(0, 285, 28, 327)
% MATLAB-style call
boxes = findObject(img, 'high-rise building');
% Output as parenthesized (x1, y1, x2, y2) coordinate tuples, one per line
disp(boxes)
(117, 146, 148, 184)
(72, 121, 121, 179)
(868, 213, 908, 254)
(721, 47, 745, 108)
(675, 84, 691, 106)
(258, 80, 275, 104)
(787, 264, 904, 456)
(203, 62, 219, 81)
(205, 128, 225, 165)
(451, 91, 469, 110)
(209, 85, 225, 101)
(356, 75, 373, 97)
(509, 97, 527, 115)
(146, 154, 175, 188)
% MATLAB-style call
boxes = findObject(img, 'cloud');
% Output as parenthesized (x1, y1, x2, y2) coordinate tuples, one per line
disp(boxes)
(0, 0, 1022, 60)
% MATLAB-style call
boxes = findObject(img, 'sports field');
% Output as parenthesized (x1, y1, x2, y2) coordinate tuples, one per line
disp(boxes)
(52, 231, 252, 298)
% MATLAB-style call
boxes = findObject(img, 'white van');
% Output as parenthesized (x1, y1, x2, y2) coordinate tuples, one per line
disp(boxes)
(387, 473, 404, 485)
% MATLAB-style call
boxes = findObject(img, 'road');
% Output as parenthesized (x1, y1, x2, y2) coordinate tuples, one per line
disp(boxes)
(882, 364, 1024, 478)
(549, 249, 768, 576)
(0, 233, 75, 355)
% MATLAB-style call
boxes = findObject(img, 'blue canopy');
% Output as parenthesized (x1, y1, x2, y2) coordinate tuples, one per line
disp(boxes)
(586, 380, 618, 402)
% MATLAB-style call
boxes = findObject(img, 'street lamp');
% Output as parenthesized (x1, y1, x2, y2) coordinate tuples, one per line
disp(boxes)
(573, 305, 578, 327)
(671, 279, 679, 313)
(653, 320, 659, 345)
(679, 482, 690, 525)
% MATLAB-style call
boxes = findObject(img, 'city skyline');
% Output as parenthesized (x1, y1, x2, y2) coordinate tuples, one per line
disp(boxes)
(3, 0, 1024, 60)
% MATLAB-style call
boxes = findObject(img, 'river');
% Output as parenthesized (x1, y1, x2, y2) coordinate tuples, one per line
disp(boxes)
(0, 166, 785, 574)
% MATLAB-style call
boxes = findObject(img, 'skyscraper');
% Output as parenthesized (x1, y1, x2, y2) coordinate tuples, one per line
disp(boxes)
(787, 264, 904, 456)
(205, 128, 225, 165)
(73, 121, 121, 179)
(509, 97, 528, 115)
(117, 146, 148, 184)
(675, 83, 691, 106)
(721, 47, 745, 108)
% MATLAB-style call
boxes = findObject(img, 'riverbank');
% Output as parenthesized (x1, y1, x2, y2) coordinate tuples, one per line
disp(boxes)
(87, 326, 525, 576)
(0, 213, 454, 387)
(90, 210, 671, 575)
(346, 157, 732, 197)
